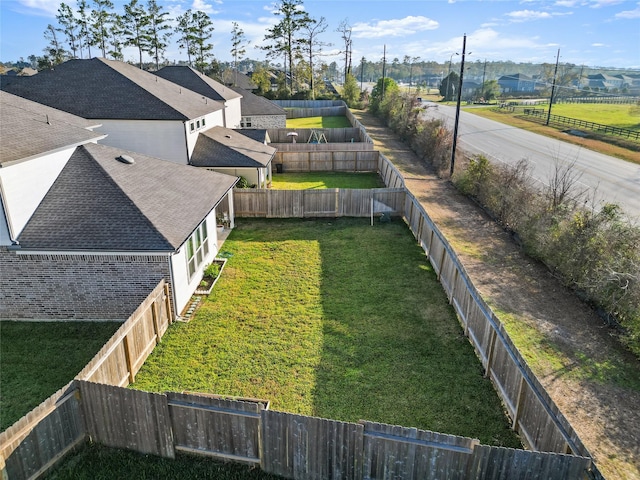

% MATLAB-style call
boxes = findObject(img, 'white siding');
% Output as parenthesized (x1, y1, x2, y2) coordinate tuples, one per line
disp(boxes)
(96, 119, 189, 164)
(208, 167, 263, 188)
(0, 148, 75, 243)
(170, 208, 220, 315)
(186, 110, 225, 159)
(224, 98, 242, 128)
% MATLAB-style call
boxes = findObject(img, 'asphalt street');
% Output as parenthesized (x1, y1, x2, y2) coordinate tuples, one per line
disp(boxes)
(422, 102, 640, 219)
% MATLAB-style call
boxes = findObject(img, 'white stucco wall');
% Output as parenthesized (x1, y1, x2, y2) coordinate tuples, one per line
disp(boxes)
(170, 208, 220, 315)
(224, 98, 242, 128)
(96, 119, 189, 164)
(186, 110, 225, 159)
(207, 167, 265, 188)
(0, 148, 75, 244)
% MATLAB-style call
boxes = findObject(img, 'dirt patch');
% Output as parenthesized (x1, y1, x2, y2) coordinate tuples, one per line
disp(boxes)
(354, 110, 640, 480)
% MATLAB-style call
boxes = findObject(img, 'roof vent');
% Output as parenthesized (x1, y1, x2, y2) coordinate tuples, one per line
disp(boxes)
(117, 154, 135, 165)
(225, 134, 232, 138)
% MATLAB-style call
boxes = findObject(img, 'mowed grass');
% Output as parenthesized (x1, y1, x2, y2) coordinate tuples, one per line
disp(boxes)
(271, 172, 385, 189)
(544, 103, 640, 131)
(44, 443, 283, 480)
(133, 218, 521, 446)
(286, 116, 352, 128)
(0, 321, 121, 431)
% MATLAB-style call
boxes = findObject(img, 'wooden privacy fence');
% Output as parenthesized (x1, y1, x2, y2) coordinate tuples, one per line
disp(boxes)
(0, 281, 172, 477)
(268, 128, 364, 144)
(402, 192, 604, 480)
(284, 106, 347, 118)
(273, 150, 379, 172)
(234, 188, 406, 219)
(1, 380, 593, 480)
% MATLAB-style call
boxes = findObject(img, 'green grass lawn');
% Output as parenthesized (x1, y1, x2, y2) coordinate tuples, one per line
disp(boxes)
(0, 321, 121, 431)
(286, 116, 352, 128)
(133, 218, 521, 447)
(271, 172, 385, 189)
(539, 103, 640, 131)
(44, 443, 283, 480)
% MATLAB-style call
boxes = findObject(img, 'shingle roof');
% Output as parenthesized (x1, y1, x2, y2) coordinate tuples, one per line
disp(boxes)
(154, 66, 242, 103)
(17, 143, 237, 251)
(0, 91, 105, 166)
(235, 129, 269, 143)
(222, 69, 258, 90)
(1, 58, 224, 121)
(228, 85, 286, 116)
(190, 126, 275, 168)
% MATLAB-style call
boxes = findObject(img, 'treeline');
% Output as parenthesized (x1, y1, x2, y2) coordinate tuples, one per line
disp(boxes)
(369, 79, 640, 357)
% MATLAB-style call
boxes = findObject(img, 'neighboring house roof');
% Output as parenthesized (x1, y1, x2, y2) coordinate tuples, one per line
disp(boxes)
(236, 129, 269, 144)
(498, 73, 534, 82)
(18, 67, 38, 76)
(154, 66, 242, 103)
(1, 58, 224, 121)
(0, 91, 104, 167)
(228, 85, 286, 117)
(190, 126, 276, 168)
(222, 69, 258, 90)
(17, 143, 237, 251)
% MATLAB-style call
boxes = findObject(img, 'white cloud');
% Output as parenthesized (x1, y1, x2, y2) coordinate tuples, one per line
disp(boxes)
(351, 16, 438, 39)
(615, 4, 640, 18)
(554, 0, 577, 6)
(591, 43, 607, 47)
(191, 0, 220, 14)
(588, 0, 625, 7)
(16, 0, 62, 16)
(505, 9, 572, 22)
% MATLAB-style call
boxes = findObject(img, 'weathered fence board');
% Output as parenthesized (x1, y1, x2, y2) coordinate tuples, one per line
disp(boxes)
(273, 143, 374, 152)
(261, 410, 364, 480)
(167, 392, 267, 464)
(78, 380, 174, 458)
(234, 189, 406, 219)
(2, 383, 83, 480)
(362, 421, 479, 480)
(468, 445, 591, 480)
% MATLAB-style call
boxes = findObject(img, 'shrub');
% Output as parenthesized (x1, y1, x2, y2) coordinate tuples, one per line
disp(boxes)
(204, 262, 220, 279)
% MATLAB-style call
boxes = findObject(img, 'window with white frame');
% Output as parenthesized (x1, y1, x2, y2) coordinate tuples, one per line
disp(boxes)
(241, 116, 252, 128)
(186, 220, 209, 280)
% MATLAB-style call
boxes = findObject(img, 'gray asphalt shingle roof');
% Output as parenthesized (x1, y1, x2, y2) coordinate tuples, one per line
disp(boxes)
(17, 143, 237, 251)
(1, 58, 224, 121)
(154, 66, 242, 103)
(228, 85, 286, 116)
(190, 126, 275, 168)
(0, 91, 104, 166)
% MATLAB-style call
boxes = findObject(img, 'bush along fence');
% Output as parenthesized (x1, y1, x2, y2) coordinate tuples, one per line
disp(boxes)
(2, 379, 592, 480)
(522, 109, 640, 141)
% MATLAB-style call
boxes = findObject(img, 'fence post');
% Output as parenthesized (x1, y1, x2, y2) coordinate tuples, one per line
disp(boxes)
(512, 375, 527, 431)
(163, 283, 173, 324)
(484, 329, 497, 378)
(151, 300, 160, 345)
(123, 334, 135, 384)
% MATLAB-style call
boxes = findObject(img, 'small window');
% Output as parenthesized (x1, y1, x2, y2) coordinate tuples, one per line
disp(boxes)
(196, 120, 200, 128)
(202, 118, 206, 127)
(190, 122, 195, 132)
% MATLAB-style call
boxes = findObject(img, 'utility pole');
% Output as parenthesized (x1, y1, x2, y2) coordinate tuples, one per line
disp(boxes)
(481, 59, 487, 100)
(450, 34, 467, 177)
(546, 48, 560, 126)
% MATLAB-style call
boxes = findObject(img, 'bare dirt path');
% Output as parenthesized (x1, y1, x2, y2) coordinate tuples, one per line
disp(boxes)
(353, 110, 640, 480)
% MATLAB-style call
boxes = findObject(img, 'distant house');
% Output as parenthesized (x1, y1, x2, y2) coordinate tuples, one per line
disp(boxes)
(0, 91, 237, 321)
(154, 66, 243, 129)
(498, 73, 537, 93)
(228, 85, 286, 129)
(583, 73, 625, 90)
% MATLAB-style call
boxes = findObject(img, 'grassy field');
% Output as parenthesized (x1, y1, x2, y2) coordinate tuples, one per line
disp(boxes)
(133, 218, 521, 447)
(286, 116, 352, 128)
(44, 443, 283, 480)
(464, 106, 640, 164)
(0, 321, 121, 431)
(271, 172, 385, 189)
(536, 103, 640, 131)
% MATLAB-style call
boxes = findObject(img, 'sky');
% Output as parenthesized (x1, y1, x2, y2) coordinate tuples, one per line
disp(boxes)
(0, 0, 639, 70)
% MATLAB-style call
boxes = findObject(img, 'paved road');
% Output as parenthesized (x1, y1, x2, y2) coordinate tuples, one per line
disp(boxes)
(422, 102, 640, 219)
